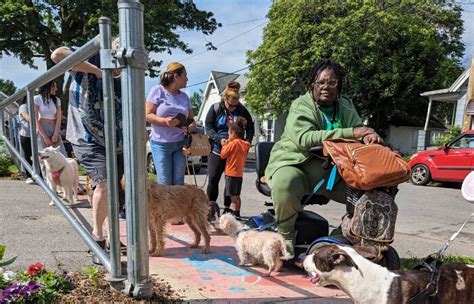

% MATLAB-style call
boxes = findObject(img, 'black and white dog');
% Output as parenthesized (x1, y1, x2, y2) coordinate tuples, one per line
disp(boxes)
(303, 244, 474, 304)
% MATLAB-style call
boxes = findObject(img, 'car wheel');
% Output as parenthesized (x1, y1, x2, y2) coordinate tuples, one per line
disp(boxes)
(410, 164, 430, 185)
(147, 153, 156, 174)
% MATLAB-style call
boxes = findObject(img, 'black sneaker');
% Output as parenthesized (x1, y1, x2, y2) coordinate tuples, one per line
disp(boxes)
(89, 239, 108, 265)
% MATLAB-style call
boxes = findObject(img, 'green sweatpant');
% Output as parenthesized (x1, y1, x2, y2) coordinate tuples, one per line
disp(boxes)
(268, 157, 347, 241)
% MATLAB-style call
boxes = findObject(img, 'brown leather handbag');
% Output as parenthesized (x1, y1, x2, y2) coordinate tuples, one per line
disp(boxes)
(322, 139, 410, 190)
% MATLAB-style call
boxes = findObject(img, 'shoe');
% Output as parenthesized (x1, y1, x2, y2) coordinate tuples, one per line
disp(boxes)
(119, 210, 126, 219)
(284, 239, 295, 260)
(49, 201, 55, 206)
(223, 208, 232, 214)
(25, 178, 35, 185)
(87, 239, 107, 256)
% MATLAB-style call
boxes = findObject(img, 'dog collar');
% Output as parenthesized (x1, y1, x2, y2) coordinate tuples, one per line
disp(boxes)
(50, 166, 65, 187)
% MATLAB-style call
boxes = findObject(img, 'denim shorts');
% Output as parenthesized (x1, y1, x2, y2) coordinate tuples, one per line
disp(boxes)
(72, 143, 124, 189)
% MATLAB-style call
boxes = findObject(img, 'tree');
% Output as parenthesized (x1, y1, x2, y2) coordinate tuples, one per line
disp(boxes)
(190, 89, 203, 116)
(245, 1, 464, 135)
(0, 79, 17, 96)
(0, 0, 220, 76)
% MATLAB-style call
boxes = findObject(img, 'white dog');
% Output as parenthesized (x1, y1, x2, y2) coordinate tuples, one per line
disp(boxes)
(303, 244, 474, 304)
(39, 146, 79, 206)
(218, 213, 291, 276)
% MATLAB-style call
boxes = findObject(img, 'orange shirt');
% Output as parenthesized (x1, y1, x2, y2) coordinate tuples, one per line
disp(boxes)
(220, 139, 250, 177)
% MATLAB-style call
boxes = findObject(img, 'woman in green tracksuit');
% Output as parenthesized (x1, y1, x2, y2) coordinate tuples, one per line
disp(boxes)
(265, 59, 383, 257)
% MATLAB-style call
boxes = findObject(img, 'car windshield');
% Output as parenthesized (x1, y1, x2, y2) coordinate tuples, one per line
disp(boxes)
(450, 134, 474, 149)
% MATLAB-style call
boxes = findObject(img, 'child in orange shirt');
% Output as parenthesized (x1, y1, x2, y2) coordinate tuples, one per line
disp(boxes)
(220, 117, 250, 219)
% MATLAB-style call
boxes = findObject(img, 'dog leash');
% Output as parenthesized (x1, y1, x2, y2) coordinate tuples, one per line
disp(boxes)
(408, 213, 473, 304)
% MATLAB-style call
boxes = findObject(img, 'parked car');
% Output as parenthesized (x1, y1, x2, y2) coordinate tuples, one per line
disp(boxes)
(145, 139, 202, 175)
(408, 130, 474, 185)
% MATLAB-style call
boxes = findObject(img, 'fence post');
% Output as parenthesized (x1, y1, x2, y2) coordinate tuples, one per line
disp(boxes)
(99, 16, 125, 286)
(27, 90, 41, 177)
(117, 0, 152, 299)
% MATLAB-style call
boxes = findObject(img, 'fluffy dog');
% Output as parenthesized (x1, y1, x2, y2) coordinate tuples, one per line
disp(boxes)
(39, 146, 79, 206)
(303, 244, 474, 304)
(144, 179, 210, 257)
(218, 213, 291, 276)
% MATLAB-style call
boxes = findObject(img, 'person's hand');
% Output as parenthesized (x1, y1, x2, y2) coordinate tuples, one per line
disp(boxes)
(220, 139, 228, 146)
(362, 133, 383, 145)
(51, 133, 60, 143)
(164, 117, 179, 127)
(44, 137, 53, 146)
(353, 126, 375, 140)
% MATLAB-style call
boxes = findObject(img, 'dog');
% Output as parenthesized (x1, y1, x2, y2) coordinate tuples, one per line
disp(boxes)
(135, 179, 210, 257)
(303, 244, 474, 304)
(85, 175, 93, 207)
(208, 201, 221, 222)
(39, 146, 79, 206)
(218, 213, 291, 276)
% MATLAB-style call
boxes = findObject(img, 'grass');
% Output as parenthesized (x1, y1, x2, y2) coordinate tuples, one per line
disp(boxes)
(400, 254, 474, 270)
(78, 165, 87, 176)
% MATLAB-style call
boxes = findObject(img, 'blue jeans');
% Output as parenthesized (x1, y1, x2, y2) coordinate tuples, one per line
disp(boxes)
(150, 139, 185, 185)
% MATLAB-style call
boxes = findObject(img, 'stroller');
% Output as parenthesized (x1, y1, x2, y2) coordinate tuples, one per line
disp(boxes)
(250, 141, 401, 270)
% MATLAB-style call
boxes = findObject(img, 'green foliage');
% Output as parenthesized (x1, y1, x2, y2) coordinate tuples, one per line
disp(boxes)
(0, 79, 16, 95)
(0, 139, 14, 176)
(435, 125, 462, 145)
(0, 0, 220, 74)
(83, 266, 101, 288)
(190, 89, 204, 116)
(400, 254, 474, 270)
(245, 0, 464, 135)
(0, 244, 17, 267)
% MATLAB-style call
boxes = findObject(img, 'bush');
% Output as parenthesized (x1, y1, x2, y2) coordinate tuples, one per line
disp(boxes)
(435, 125, 462, 146)
(0, 139, 13, 176)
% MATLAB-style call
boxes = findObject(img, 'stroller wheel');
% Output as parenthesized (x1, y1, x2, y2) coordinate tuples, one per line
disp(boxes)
(378, 246, 401, 270)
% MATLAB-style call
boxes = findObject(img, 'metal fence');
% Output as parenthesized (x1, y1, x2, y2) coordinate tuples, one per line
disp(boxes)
(0, 0, 152, 298)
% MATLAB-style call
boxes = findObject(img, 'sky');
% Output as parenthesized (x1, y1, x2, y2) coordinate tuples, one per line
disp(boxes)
(0, 1, 473, 97)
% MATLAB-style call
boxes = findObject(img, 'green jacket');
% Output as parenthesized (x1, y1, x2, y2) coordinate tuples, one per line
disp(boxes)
(265, 92, 363, 179)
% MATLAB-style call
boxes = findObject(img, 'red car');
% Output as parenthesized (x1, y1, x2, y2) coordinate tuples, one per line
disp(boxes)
(408, 130, 474, 185)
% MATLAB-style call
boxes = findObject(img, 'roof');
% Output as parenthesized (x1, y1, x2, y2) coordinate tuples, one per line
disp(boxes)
(420, 68, 470, 100)
(211, 71, 240, 94)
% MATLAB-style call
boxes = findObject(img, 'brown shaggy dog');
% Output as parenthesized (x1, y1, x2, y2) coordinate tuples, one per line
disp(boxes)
(146, 179, 211, 257)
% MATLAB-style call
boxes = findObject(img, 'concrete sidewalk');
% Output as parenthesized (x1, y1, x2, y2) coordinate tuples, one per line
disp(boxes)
(0, 177, 350, 303)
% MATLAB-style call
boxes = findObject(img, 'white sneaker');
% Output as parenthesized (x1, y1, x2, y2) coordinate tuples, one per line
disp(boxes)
(49, 201, 55, 206)
(25, 178, 35, 185)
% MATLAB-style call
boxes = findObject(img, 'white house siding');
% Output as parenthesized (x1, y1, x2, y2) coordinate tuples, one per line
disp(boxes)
(454, 89, 467, 127)
(198, 85, 221, 126)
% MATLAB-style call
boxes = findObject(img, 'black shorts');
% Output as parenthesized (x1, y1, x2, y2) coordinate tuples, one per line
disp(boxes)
(225, 176, 243, 196)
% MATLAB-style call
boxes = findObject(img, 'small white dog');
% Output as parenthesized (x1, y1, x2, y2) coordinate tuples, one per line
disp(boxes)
(39, 146, 79, 206)
(218, 213, 291, 276)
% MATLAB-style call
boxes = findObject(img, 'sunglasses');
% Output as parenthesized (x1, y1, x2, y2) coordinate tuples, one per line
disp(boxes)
(314, 79, 338, 89)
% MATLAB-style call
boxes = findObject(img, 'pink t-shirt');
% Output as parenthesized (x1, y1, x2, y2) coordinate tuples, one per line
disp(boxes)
(146, 85, 191, 143)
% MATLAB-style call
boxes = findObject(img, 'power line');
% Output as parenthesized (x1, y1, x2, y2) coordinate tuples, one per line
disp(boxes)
(179, 21, 267, 62)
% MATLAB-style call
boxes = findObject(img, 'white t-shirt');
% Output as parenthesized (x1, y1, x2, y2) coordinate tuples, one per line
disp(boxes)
(18, 104, 30, 137)
(33, 95, 61, 120)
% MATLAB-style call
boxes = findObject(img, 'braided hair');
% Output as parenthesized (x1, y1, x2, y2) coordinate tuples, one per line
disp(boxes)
(306, 59, 345, 98)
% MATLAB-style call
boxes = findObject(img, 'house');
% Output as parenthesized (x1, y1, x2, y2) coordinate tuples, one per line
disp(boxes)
(417, 68, 471, 151)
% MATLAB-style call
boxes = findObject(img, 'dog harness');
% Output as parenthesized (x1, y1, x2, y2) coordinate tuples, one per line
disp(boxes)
(50, 166, 65, 187)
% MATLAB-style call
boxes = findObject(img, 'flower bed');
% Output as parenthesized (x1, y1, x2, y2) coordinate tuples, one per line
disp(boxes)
(0, 263, 73, 303)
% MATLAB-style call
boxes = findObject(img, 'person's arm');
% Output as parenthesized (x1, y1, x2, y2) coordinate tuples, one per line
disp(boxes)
(51, 47, 102, 78)
(240, 106, 255, 143)
(34, 103, 52, 146)
(52, 99, 62, 143)
(220, 140, 232, 159)
(205, 104, 220, 143)
(145, 101, 179, 127)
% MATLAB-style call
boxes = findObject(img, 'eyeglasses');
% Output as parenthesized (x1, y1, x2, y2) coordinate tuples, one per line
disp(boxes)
(314, 79, 338, 88)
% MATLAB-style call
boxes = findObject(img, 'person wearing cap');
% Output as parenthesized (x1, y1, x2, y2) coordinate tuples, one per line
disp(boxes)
(145, 62, 196, 187)
(51, 40, 126, 263)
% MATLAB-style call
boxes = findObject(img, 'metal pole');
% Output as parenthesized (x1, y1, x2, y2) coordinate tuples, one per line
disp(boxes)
(424, 97, 432, 131)
(27, 90, 41, 176)
(0, 37, 100, 110)
(99, 16, 124, 284)
(118, 0, 152, 299)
